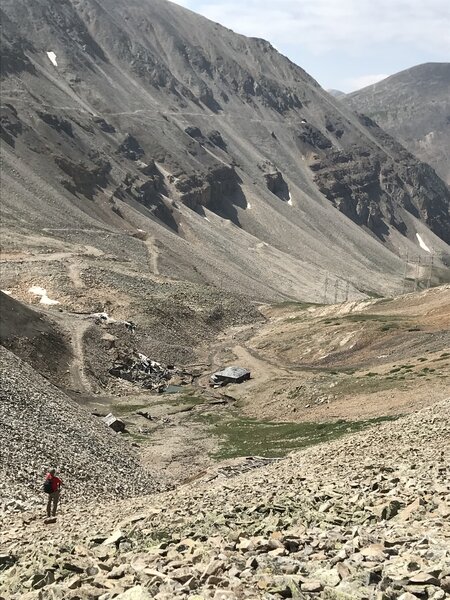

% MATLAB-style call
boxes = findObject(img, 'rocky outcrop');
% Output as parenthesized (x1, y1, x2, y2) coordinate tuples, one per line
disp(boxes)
(0, 104, 22, 147)
(184, 127, 228, 152)
(176, 166, 241, 212)
(297, 122, 333, 150)
(311, 119, 450, 241)
(259, 161, 290, 202)
(208, 130, 227, 150)
(112, 165, 178, 230)
(37, 112, 74, 137)
(92, 116, 116, 133)
(55, 154, 111, 199)
(117, 135, 145, 161)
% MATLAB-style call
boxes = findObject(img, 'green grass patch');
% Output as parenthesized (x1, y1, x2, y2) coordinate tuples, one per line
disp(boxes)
(342, 313, 403, 323)
(331, 373, 407, 395)
(196, 413, 398, 460)
(275, 301, 322, 310)
(111, 403, 149, 415)
(380, 323, 399, 331)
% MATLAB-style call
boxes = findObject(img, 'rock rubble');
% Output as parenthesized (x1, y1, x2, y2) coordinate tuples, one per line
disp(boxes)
(1, 397, 448, 599)
(0, 346, 161, 508)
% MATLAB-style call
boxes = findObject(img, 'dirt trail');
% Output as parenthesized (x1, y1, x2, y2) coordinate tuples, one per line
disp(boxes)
(67, 319, 92, 393)
(67, 262, 85, 289)
(145, 237, 160, 275)
(0, 251, 74, 263)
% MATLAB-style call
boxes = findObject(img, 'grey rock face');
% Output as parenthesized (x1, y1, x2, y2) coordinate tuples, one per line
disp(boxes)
(345, 63, 450, 186)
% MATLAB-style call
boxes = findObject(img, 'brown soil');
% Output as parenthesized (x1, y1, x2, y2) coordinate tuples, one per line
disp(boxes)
(193, 285, 450, 423)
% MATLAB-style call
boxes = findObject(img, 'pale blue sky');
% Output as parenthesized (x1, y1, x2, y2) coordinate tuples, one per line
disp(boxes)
(171, 0, 450, 92)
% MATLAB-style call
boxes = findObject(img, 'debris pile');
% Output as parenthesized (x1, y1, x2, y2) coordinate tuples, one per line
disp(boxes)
(90, 312, 136, 332)
(109, 352, 193, 392)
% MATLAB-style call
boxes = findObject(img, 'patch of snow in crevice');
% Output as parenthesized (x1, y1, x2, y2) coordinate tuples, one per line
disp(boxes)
(1, 290, 12, 296)
(247, 201, 252, 209)
(287, 192, 293, 206)
(46, 51, 58, 67)
(28, 286, 60, 305)
(203, 216, 210, 222)
(416, 233, 431, 253)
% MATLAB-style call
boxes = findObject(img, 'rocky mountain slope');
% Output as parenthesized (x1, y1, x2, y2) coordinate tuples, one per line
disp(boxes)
(0, 346, 161, 505)
(346, 63, 450, 185)
(1, 0, 449, 308)
(1, 396, 449, 599)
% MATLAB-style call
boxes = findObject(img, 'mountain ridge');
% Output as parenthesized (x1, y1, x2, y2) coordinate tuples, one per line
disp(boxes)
(1, 0, 449, 308)
(345, 62, 450, 185)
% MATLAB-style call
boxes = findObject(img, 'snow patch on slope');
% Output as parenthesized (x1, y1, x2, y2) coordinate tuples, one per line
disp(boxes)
(29, 286, 60, 305)
(46, 51, 58, 67)
(416, 233, 431, 253)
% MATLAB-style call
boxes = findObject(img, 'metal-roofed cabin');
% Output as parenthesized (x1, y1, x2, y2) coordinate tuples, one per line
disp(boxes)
(210, 366, 251, 387)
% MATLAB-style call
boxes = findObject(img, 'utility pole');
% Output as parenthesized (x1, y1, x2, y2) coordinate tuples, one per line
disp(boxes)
(345, 280, 350, 302)
(334, 279, 339, 304)
(427, 254, 434, 289)
(414, 256, 421, 291)
(402, 251, 408, 295)
(323, 272, 329, 304)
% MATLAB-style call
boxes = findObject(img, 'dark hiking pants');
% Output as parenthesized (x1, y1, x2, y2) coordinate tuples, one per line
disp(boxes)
(46, 490, 60, 517)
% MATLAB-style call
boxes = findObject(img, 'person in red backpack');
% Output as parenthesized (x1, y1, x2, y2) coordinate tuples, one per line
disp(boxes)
(44, 468, 63, 518)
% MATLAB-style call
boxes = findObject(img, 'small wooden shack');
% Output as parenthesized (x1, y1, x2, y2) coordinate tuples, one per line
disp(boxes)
(102, 413, 125, 433)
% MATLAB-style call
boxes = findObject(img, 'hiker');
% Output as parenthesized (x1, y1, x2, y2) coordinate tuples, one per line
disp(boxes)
(43, 468, 63, 518)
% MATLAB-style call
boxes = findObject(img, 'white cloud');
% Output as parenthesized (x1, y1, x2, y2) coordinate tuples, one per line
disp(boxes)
(173, 0, 450, 55)
(345, 73, 389, 91)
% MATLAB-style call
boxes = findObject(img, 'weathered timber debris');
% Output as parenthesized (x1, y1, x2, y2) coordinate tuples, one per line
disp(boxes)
(109, 352, 193, 392)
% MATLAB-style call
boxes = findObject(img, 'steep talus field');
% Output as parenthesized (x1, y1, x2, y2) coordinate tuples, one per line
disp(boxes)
(345, 63, 450, 186)
(0, 291, 72, 385)
(0, 345, 161, 505)
(1, 0, 450, 309)
(1, 396, 449, 598)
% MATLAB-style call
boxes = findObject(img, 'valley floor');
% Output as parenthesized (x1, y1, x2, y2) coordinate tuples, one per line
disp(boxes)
(1, 282, 449, 599)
